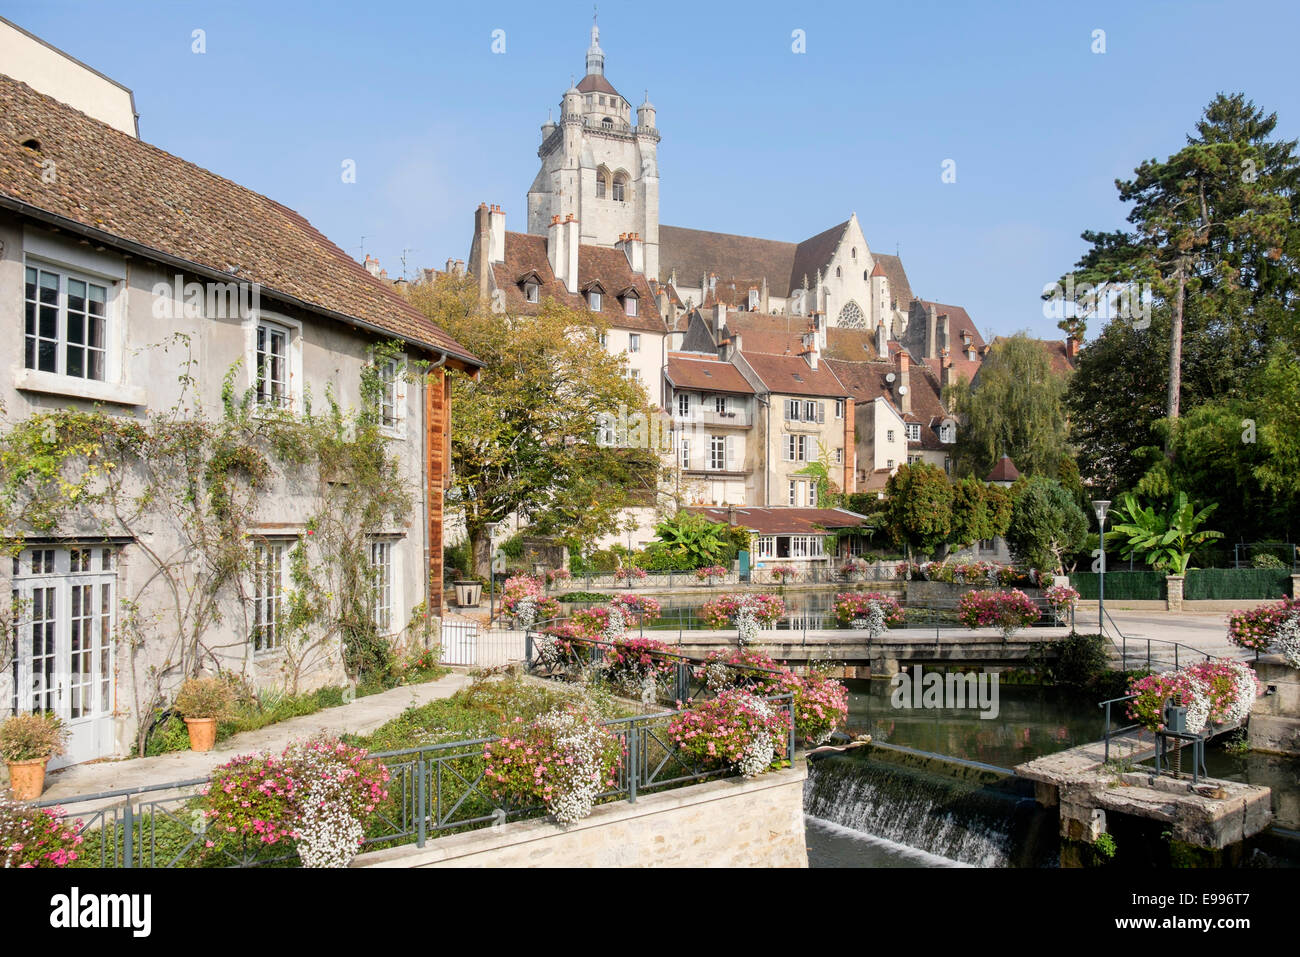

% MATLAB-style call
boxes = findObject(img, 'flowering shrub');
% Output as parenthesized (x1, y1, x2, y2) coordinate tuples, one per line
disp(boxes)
(840, 558, 870, 580)
(203, 737, 389, 867)
(957, 589, 1041, 637)
(699, 593, 786, 630)
(614, 565, 648, 585)
(697, 647, 783, 692)
(1128, 661, 1261, 733)
(695, 564, 728, 584)
(768, 564, 798, 583)
(1, 797, 83, 867)
(1044, 583, 1080, 619)
(567, 606, 613, 640)
(773, 670, 849, 746)
(604, 636, 674, 701)
(502, 575, 561, 625)
(612, 593, 661, 624)
(895, 560, 923, 579)
(996, 567, 1040, 588)
(1226, 598, 1300, 652)
(546, 568, 572, 587)
(667, 689, 788, 776)
(483, 707, 622, 825)
(833, 592, 905, 630)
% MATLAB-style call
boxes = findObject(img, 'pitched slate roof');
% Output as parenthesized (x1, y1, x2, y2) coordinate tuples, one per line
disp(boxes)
(789, 221, 848, 293)
(664, 354, 755, 394)
(918, 300, 986, 354)
(741, 352, 848, 399)
(685, 506, 866, 535)
(487, 231, 665, 333)
(0, 74, 477, 365)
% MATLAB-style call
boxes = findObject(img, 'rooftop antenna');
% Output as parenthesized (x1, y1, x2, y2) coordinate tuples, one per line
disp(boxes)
(401, 248, 418, 280)
(359, 235, 367, 260)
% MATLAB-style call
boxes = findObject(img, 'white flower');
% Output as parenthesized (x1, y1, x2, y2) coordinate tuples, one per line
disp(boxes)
(1274, 614, 1300, 669)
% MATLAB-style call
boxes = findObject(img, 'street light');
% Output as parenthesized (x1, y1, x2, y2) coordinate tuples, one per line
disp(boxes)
(1092, 500, 1111, 635)
(485, 521, 499, 624)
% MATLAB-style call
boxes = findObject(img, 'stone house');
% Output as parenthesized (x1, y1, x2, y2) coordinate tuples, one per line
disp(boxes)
(0, 67, 477, 766)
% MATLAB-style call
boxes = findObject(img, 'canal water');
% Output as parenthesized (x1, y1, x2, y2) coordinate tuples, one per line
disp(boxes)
(804, 677, 1300, 867)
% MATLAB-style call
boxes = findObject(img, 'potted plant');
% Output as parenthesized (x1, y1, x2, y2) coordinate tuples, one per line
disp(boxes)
(173, 676, 236, 752)
(0, 712, 68, 801)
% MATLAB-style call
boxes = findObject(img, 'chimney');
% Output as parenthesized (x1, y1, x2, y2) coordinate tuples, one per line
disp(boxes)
(472, 202, 492, 298)
(940, 349, 953, 392)
(843, 397, 856, 494)
(926, 303, 938, 358)
(897, 351, 912, 414)
(875, 320, 888, 358)
(939, 313, 950, 355)
(454, 259, 464, 276)
(547, 215, 569, 291)
(760, 275, 769, 314)
(1066, 334, 1080, 360)
(364, 254, 381, 278)
(618, 232, 645, 274)
(713, 302, 727, 335)
(727, 505, 737, 526)
(488, 204, 506, 264)
(445, 257, 455, 274)
(802, 328, 820, 371)
(563, 213, 580, 294)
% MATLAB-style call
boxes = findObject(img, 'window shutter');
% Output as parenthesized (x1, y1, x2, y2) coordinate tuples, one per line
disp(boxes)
(818, 402, 825, 424)
(725, 435, 735, 472)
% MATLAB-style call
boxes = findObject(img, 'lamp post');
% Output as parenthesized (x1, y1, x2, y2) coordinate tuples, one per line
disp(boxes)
(1092, 500, 1111, 635)
(485, 521, 499, 624)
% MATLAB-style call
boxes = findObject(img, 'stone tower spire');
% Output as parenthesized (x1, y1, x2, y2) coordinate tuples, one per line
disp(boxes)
(586, 13, 605, 76)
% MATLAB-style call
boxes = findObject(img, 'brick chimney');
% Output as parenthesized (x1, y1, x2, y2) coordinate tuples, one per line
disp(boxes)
(940, 349, 953, 392)
(875, 320, 888, 358)
(713, 302, 727, 336)
(897, 351, 912, 414)
(1066, 334, 1080, 360)
(926, 303, 938, 358)
(802, 328, 820, 371)
(617, 232, 645, 274)
(364, 254, 381, 278)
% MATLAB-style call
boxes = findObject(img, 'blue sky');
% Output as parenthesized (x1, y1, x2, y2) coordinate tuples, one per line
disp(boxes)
(8, 0, 1300, 340)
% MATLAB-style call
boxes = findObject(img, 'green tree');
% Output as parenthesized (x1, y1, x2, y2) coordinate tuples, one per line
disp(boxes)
(949, 477, 996, 550)
(644, 511, 741, 569)
(1108, 491, 1223, 576)
(946, 333, 1070, 479)
(405, 275, 659, 577)
(1004, 477, 1088, 575)
(882, 463, 953, 557)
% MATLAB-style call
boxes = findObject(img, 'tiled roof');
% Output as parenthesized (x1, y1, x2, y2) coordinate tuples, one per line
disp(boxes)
(827, 356, 955, 452)
(988, 336, 1078, 376)
(741, 351, 847, 399)
(685, 506, 866, 535)
(873, 254, 913, 308)
(576, 74, 620, 97)
(825, 359, 896, 405)
(825, 327, 880, 361)
(487, 232, 665, 333)
(702, 276, 767, 308)
(923, 355, 982, 387)
(0, 74, 477, 365)
(664, 355, 755, 394)
(659, 224, 799, 298)
(721, 312, 813, 356)
(789, 221, 848, 293)
(986, 455, 1022, 483)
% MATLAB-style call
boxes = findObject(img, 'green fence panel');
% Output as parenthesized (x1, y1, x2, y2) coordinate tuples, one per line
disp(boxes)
(1069, 571, 1168, 600)
(1183, 567, 1291, 600)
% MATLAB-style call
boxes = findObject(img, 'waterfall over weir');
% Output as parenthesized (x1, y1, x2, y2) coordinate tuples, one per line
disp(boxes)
(804, 744, 1058, 868)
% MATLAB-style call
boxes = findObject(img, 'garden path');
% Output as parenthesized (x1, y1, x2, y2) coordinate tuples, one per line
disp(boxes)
(38, 671, 474, 804)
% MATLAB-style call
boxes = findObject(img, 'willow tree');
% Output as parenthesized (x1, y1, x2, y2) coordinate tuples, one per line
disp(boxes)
(946, 333, 1070, 480)
(405, 274, 659, 577)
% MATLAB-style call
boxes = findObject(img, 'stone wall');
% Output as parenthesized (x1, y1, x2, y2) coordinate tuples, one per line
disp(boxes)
(1249, 656, 1300, 757)
(354, 766, 808, 868)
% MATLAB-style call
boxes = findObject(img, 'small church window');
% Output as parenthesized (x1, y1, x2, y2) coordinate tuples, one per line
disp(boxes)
(851, 248, 857, 259)
(835, 267, 842, 278)
(612, 173, 627, 201)
(602, 117, 614, 129)
(864, 270, 870, 281)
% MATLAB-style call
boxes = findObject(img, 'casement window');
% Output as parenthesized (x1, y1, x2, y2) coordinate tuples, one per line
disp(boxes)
(887, 458, 895, 469)
(24, 263, 109, 381)
(251, 539, 291, 653)
(756, 536, 775, 559)
(375, 358, 402, 431)
(629, 369, 642, 383)
(369, 540, 394, 635)
(789, 480, 799, 506)
(834, 399, 844, 419)
(588, 291, 602, 311)
(677, 392, 690, 418)
(625, 297, 638, 318)
(783, 433, 808, 462)
(940, 422, 955, 444)
(679, 437, 691, 469)
(628, 333, 641, 352)
(906, 424, 921, 442)
(708, 435, 735, 471)
(612, 178, 625, 202)
(714, 395, 728, 414)
(783, 399, 824, 423)
(524, 282, 540, 303)
(10, 546, 115, 729)
(908, 453, 922, 465)
(886, 429, 895, 443)
(808, 482, 818, 507)
(833, 447, 843, 465)
(256, 321, 291, 408)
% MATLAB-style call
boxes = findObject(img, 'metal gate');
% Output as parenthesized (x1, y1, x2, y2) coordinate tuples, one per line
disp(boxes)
(439, 618, 480, 666)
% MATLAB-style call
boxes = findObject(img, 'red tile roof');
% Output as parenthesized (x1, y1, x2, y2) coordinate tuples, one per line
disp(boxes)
(741, 352, 848, 399)
(576, 74, 620, 97)
(487, 232, 665, 333)
(0, 74, 477, 365)
(986, 455, 1022, 483)
(919, 300, 986, 355)
(685, 506, 866, 535)
(664, 355, 755, 394)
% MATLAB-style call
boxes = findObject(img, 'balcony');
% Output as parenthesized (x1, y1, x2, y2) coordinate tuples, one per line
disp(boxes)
(672, 408, 752, 428)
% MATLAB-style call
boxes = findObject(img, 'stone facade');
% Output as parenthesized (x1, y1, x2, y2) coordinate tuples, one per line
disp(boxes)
(355, 766, 808, 868)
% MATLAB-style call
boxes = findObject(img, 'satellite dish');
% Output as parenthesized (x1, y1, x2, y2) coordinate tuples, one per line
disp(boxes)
(898, 386, 908, 395)
(885, 372, 896, 383)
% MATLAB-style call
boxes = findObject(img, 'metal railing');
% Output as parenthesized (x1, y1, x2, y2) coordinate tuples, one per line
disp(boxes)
(1098, 693, 1143, 764)
(35, 693, 796, 868)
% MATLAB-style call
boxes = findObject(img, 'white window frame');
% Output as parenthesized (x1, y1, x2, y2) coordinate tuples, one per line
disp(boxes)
(678, 392, 691, 419)
(835, 399, 844, 419)
(589, 290, 603, 311)
(524, 282, 540, 303)
(245, 309, 303, 412)
(628, 332, 641, 352)
(368, 538, 400, 636)
(833, 447, 843, 465)
(250, 538, 292, 654)
(625, 297, 638, 318)
(756, 536, 775, 559)
(886, 429, 895, 443)
(788, 480, 798, 506)
(714, 395, 728, 415)
(679, 436, 691, 469)
(23, 261, 114, 383)
(374, 356, 407, 437)
(709, 435, 726, 471)
(809, 482, 818, 507)
(906, 423, 921, 442)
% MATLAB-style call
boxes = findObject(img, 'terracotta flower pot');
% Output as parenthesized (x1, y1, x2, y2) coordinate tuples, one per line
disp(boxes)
(7, 757, 49, 801)
(184, 717, 218, 753)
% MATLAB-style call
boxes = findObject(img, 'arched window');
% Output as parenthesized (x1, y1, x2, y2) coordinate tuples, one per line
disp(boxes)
(837, 300, 865, 329)
(602, 116, 613, 129)
(851, 247, 857, 259)
(612, 171, 629, 202)
(863, 270, 870, 281)
(835, 266, 842, 278)
(596, 166, 610, 199)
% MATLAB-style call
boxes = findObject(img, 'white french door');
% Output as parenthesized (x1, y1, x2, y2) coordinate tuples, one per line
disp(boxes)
(10, 546, 116, 768)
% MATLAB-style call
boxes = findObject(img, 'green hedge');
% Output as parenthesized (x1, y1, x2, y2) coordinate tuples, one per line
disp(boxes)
(1069, 571, 1167, 600)
(1184, 567, 1291, 600)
